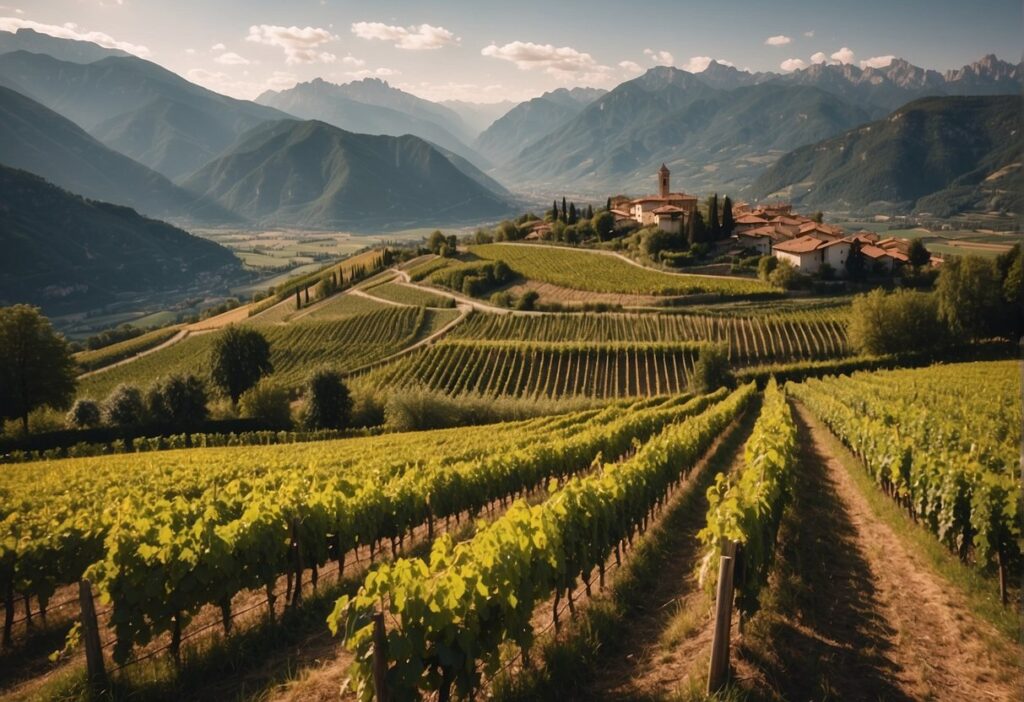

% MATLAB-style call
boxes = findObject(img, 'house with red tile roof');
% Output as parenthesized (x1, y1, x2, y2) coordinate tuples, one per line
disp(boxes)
(773, 235, 852, 274)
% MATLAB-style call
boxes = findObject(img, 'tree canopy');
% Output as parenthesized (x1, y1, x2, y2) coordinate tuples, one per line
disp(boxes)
(210, 325, 273, 403)
(0, 305, 76, 433)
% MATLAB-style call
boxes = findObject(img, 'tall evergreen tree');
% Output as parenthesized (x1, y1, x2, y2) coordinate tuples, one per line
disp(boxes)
(568, 202, 577, 224)
(721, 195, 735, 237)
(551, 200, 559, 221)
(605, 197, 612, 211)
(707, 193, 720, 239)
(585, 204, 594, 220)
(561, 196, 568, 223)
(689, 210, 707, 245)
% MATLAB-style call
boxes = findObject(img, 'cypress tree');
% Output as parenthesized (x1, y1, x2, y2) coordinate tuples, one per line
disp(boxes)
(552, 200, 559, 221)
(689, 210, 707, 245)
(585, 204, 594, 220)
(568, 202, 577, 224)
(295, 289, 301, 309)
(721, 195, 735, 237)
(304, 286, 310, 304)
(707, 193, 720, 239)
(561, 196, 568, 223)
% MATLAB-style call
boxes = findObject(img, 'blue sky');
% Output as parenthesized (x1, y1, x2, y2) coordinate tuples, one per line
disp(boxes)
(2, 0, 1020, 101)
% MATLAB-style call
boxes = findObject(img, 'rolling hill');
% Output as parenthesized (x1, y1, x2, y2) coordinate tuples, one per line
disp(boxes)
(255, 78, 489, 170)
(497, 67, 872, 195)
(0, 85, 234, 222)
(0, 50, 290, 179)
(0, 164, 242, 315)
(749, 95, 1022, 215)
(183, 119, 514, 229)
(473, 87, 606, 166)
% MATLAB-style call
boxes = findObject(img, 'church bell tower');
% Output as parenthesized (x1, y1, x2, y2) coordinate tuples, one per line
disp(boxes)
(658, 163, 670, 198)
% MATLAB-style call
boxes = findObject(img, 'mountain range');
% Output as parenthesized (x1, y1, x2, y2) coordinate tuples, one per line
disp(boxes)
(256, 78, 489, 170)
(474, 87, 606, 166)
(0, 84, 233, 222)
(0, 49, 289, 180)
(183, 119, 513, 230)
(0, 164, 242, 314)
(0, 27, 129, 63)
(749, 95, 1022, 215)
(497, 67, 876, 195)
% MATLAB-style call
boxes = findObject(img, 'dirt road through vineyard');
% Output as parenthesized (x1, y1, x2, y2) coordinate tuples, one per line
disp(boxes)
(736, 405, 1022, 701)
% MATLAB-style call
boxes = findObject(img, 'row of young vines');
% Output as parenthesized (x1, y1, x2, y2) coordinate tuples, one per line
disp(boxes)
(360, 340, 704, 398)
(451, 310, 848, 362)
(0, 395, 711, 656)
(328, 384, 756, 699)
(788, 361, 1021, 603)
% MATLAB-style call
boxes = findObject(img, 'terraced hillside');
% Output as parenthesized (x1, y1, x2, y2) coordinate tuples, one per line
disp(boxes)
(77, 306, 458, 399)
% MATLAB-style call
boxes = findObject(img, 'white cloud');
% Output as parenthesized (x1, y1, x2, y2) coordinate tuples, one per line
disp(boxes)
(618, 60, 643, 75)
(246, 24, 337, 64)
(186, 68, 297, 100)
(780, 58, 807, 72)
(482, 41, 613, 83)
(804, 30, 815, 38)
(830, 46, 855, 64)
(211, 42, 226, 51)
(340, 54, 365, 67)
(644, 48, 674, 66)
(345, 67, 400, 79)
(810, 51, 828, 64)
(0, 6, 24, 14)
(860, 54, 896, 69)
(765, 35, 791, 46)
(185, 48, 196, 55)
(350, 22, 458, 50)
(680, 56, 733, 73)
(214, 51, 250, 66)
(0, 17, 150, 56)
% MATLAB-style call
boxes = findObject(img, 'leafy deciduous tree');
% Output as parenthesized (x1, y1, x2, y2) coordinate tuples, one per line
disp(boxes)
(303, 369, 352, 430)
(0, 305, 77, 434)
(210, 325, 273, 403)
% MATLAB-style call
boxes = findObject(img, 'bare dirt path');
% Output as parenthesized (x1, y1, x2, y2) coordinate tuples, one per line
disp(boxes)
(569, 404, 759, 702)
(735, 404, 1022, 701)
(77, 328, 199, 378)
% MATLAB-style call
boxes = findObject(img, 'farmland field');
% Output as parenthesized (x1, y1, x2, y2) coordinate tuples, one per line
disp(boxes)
(76, 307, 454, 399)
(469, 243, 778, 297)
(362, 279, 457, 308)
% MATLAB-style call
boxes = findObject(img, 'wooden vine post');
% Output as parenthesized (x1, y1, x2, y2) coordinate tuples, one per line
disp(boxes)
(707, 540, 737, 694)
(372, 611, 389, 701)
(78, 580, 107, 692)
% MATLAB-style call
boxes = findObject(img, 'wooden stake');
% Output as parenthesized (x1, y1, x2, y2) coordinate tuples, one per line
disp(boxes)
(78, 580, 107, 691)
(707, 541, 737, 694)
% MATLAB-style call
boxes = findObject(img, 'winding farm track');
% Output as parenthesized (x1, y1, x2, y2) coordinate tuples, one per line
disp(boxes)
(77, 328, 195, 378)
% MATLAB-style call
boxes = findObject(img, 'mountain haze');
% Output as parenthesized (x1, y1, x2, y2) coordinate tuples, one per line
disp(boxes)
(0, 164, 242, 315)
(474, 87, 606, 166)
(750, 95, 1021, 215)
(183, 119, 513, 229)
(0, 28, 129, 63)
(0, 50, 290, 179)
(497, 67, 872, 195)
(256, 78, 489, 170)
(0, 85, 233, 222)
(440, 99, 516, 137)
